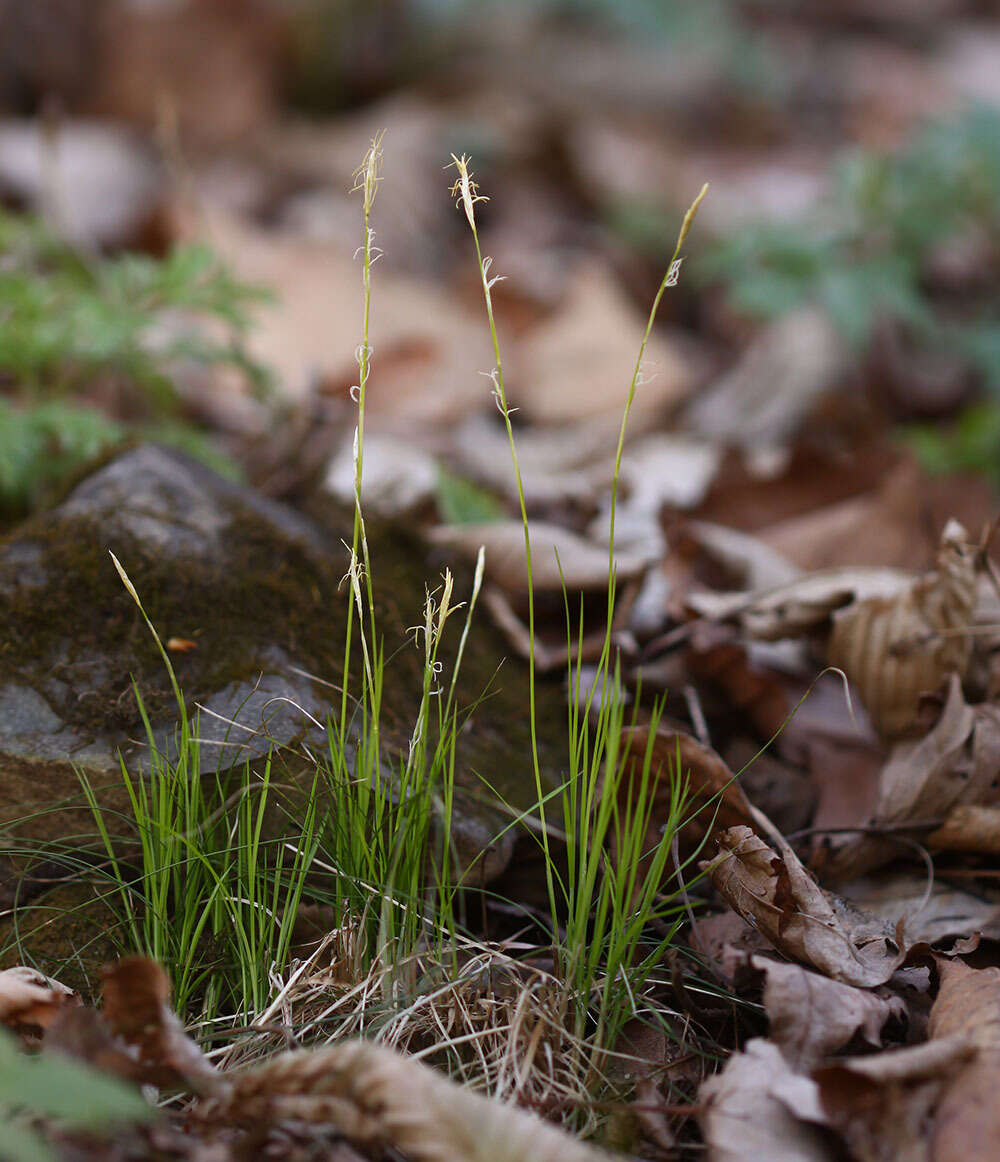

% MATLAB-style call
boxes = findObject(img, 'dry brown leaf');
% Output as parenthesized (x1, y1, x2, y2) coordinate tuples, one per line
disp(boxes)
(689, 909, 773, 981)
(686, 622, 794, 741)
(620, 727, 756, 863)
(751, 954, 906, 1071)
(186, 207, 493, 418)
(0, 965, 77, 1033)
(837, 871, 1000, 946)
(928, 804, 1000, 854)
(759, 460, 996, 574)
(101, 958, 224, 1097)
(876, 678, 998, 823)
(827, 520, 977, 738)
(510, 261, 693, 431)
(698, 1038, 836, 1162)
(702, 827, 906, 987)
(606, 1020, 679, 1153)
(822, 678, 1000, 881)
(430, 520, 649, 597)
(930, 957, 1000, 1047)
(685, 564, 910, 639)
(925, 959, 1000, 1159)
(207, 1039, 611, 1162)
(814, 961, 1000, 1161)
(815, 1035, 976, 1162)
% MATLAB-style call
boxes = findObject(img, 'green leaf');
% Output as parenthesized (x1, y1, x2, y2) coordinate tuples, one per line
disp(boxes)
(0, 1119, 57, 1162)
(0, 1029, 151, 1134)
(435, 467, 506, 525)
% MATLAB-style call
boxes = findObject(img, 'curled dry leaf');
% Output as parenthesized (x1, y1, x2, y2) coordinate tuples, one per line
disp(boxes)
(702, 827, 906, 987)
(815, 1035, 976, 1162)
(821, 676, 1000, 881)
(685, 564, 909, 641)
(837, 871, 1000, 946)
(0, 965, 78, 1033)
(101, 958, 225, 1097)
(750, 954, 907, 1071)
(698, 1038, 835, 1162)
(206, 1039, 611, 1162)
(827, 520, 977, 738)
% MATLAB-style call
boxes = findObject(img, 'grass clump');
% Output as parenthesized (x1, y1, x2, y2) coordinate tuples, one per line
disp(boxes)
(451, 153, 707, 1108)
(79, 554, 322, 1019)
(0, 209, 269, 515)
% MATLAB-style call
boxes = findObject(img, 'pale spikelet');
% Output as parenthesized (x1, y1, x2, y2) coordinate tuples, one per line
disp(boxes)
(827, 519, 977, 737)
(352, 130, 386, 213)
(212, 1039, 611, 1162)
(109, 551, 141, 608)
(449, 154, 488, 230)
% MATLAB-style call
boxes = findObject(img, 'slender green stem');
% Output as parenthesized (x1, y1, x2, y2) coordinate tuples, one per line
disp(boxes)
(449, 155, 555, 929)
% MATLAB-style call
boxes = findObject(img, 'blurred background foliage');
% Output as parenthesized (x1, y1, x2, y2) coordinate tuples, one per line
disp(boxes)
(0, 210, 267, 515)
(3, 0, 1000, 506)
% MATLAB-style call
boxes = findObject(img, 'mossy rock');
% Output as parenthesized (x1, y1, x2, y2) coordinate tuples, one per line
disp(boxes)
(0, 445, 571, 972)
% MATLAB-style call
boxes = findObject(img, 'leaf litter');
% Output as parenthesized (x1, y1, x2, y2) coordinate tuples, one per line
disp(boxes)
(7, 6, 1000, 1161)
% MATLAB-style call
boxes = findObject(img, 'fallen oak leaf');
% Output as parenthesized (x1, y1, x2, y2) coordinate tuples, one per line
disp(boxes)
(814, 1035, 976, 1161)
(812, 960, 1000, 1161)
(684, 564, 909, 639)
(702, 827, 906, 987)
(618, 724, 757, 856)
(928, 803, 1000, 855)
(691, 522, 977, 738)
(924, 958, 1000, 1160)
(834, 870, 1000, 946)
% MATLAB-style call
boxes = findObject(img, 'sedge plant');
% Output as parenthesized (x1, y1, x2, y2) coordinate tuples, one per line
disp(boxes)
(78, 553, 323, 1019)
(450, 154, 709, 1093)
(312, 133, 490, 989)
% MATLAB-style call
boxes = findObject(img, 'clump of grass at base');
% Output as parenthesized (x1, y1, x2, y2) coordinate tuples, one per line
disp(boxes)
(0, 209, 269, 515)
(78, 554, 322, 1020)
